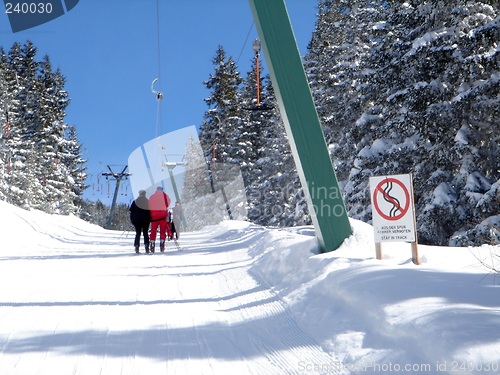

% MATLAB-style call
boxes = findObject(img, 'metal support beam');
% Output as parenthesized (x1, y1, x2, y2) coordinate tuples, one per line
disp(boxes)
(102, 165, 130, 229)
(162, 160, 184, 204)
(248, 0, 352, 251)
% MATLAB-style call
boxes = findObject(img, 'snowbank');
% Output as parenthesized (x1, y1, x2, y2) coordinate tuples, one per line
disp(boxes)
(248, 219, 500, 373)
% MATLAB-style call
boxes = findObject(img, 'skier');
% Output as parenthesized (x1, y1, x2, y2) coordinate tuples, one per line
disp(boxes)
(172, 201, 185, 239)
(129, 190, 151, 254)
(148, 186, 171, 252)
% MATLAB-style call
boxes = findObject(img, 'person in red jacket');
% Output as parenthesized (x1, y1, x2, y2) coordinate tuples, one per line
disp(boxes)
(148, 186, 171, 252)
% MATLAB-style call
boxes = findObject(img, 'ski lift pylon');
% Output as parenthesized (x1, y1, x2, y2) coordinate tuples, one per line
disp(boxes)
(244, 38, 272, 112)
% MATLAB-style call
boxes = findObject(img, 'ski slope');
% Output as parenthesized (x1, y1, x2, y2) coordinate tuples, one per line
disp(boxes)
(0, 200, 499, 374)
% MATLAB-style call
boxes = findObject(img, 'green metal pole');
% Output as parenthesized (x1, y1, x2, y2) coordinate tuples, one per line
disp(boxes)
(248, 0, 352, 251)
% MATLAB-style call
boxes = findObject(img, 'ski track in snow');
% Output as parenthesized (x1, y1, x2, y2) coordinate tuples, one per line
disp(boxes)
(0, 211, 341, 374)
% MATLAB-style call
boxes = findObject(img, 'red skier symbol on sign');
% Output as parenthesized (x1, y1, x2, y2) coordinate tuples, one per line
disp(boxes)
(373, 178, 410, 221)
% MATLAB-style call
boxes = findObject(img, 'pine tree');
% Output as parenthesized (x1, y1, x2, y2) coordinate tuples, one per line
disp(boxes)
(29, 55, 67, 212)
(60, 125, 87, 214)
(242, 74, 309, 227)
(305, 0, 499, 245)
(383, 0, 500, 245)
(0, 41, 87, 215)
(305, 0, 388, 183)
(200, 46, 243, 165)
(0, 49, 11, 202)
(238, 56, 268, 181)
(194, 46, 247, 225)
(2, 42, 36, 208)
(198, 45, 309, 228)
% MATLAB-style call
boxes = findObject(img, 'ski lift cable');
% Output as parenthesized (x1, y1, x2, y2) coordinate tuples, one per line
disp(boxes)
(153, 0, 163, 140)
(236, 21, 255, 65)
(155, 0, 162, 91)
(147, 0, 165, 170)
(235, 22, 272, 111)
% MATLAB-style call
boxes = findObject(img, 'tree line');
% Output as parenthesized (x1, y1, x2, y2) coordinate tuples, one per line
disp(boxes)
(0, 41, 86, 215)
(192, 0, 498, 246)
(1, 0, 498, 246)
(305, 0, 498, 246)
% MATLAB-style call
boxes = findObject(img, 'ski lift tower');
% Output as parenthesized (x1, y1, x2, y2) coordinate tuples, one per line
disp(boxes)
(102, 165, 130, 229)
(161, 156, 185, 204)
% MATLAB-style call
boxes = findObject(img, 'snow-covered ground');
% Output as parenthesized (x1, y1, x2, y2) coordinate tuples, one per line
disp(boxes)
(0, 200, 499, 374)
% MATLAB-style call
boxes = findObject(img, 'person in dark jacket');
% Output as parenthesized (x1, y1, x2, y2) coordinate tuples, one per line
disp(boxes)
(129, 190, 151, 253)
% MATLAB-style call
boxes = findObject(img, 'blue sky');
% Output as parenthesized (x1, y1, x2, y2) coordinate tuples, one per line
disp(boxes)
(0, 0, 318, 205)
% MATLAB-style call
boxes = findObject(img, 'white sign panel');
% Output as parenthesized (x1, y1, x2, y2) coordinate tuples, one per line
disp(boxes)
(369, 174, 416, 242)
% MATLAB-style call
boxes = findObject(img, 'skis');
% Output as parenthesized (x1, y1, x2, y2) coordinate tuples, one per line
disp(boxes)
(133, 240, 182, 254)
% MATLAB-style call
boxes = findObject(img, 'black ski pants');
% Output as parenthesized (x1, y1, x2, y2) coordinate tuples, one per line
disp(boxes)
(133, 220, 150, 248)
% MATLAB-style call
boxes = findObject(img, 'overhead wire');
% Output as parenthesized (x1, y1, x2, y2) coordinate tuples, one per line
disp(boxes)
(236, 21, 255, 65)
(151, 0, 165, 175)
(154, 0, 163, 139)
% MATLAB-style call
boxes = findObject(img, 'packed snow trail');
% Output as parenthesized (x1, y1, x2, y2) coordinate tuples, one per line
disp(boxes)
(3, 202, 499, 374)
(0, 207, 342, 374)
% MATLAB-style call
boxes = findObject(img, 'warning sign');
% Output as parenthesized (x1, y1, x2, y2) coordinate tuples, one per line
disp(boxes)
(369, 174, 416, 242)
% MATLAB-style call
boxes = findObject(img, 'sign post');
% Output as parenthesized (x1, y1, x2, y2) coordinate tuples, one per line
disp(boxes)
(369, 174, 419, 264)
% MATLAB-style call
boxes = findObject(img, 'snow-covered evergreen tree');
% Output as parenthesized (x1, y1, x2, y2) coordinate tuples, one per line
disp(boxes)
(196, 45, 311, 228)
(305, 0, 388, 183)
(306, 0, 499, 245)
(242, 74, 309, 227)
(1, 42, 35, 208)
(200, 46, 243, 165)
(0, 41, 87, 215)
(237, 56, 268, 180)
(60, 125, 87, 214)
